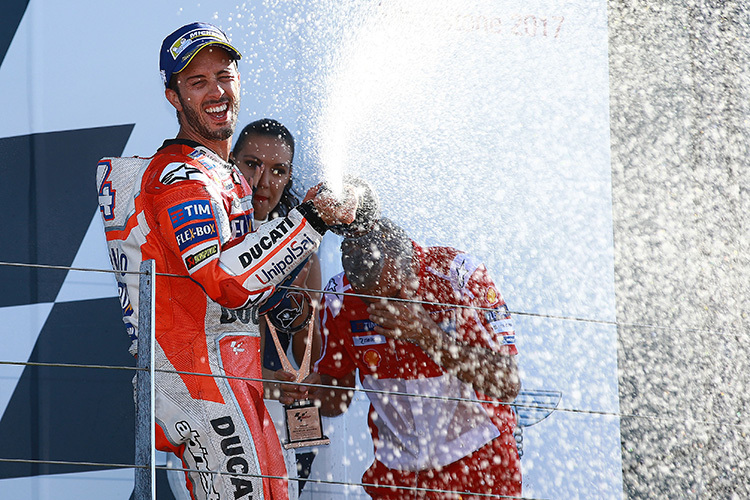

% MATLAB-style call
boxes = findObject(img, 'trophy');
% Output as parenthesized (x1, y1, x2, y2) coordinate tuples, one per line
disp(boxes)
(322, 175, 381, 238)
(265, 290, 330, 449)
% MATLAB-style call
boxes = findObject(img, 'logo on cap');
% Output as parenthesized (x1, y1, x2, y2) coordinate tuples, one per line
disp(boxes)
(169, 28, 224, 60)
(160, 22, 242, 88)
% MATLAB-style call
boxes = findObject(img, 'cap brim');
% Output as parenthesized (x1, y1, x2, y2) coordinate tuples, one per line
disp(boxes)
(172, 40, 242, 75)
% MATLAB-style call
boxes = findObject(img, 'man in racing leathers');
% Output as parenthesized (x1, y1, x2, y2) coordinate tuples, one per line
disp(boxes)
(95, 22, 356, 500)
(278, 218, 522, 499)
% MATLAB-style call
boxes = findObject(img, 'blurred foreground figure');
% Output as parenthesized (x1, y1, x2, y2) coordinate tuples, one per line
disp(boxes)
(278, 218, 522, 499)
(95, 22, 356, 500)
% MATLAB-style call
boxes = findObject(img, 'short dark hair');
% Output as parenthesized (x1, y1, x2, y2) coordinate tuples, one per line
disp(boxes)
(233, 118, 299, 218)
(341, 218, 413, 291)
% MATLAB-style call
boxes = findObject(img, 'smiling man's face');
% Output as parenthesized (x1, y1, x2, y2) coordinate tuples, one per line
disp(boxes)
(166, 46, 241, 146)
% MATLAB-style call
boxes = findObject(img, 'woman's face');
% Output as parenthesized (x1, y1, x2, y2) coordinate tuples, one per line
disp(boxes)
(233, 133, 293, 220)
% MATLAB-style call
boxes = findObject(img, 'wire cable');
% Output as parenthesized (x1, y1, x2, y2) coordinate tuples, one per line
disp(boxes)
(0, 259, 746, 498)
(0, 349, 747, 428)
(0, 359, 145, 372)
(153, 464, 538, 500)
(0, 457, 539, 499)
(0, 260, 744, 338)
(3, 351, 734, 429)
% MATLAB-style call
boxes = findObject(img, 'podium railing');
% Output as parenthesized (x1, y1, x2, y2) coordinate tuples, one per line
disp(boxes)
(134, 259, 156, 500)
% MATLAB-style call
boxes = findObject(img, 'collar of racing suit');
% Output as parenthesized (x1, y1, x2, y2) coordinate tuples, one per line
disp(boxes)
(158, 138, 235, 169)
(158, 137, 205, 152)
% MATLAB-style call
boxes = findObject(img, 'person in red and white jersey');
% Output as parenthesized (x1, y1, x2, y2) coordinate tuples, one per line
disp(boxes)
(95, 22, 356, 500)
(278, 218, 522, 499)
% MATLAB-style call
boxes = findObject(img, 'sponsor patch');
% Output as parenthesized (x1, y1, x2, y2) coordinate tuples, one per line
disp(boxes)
(502, 334, 516, 346)
(185, 244, 218, 270)
(210, 415, 255, 498)
(170, 29, 220, 58)
(486, 286, 499, 305)
(175, 420, 219, 498)
(253, 234, 316, 285)
(490, 318, 515, 334)
(324, 277, 337, 293)
(220, 306, 255, 325)
(350, 319, 378, 333)
(160, 162, 203, 184)
(353, 334, 386, 346)
(168, 200, 214, 228)
(363, 349, 382, 368)
(484, 304, 510, 323)
(230, 213, 252, 239)
(238, 217, 296, 268)
(175, 220, 217, 251)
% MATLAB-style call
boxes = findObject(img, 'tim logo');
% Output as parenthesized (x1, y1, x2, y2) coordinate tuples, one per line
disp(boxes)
(350, 319, 377, 333)
(168, 200, 213, 229)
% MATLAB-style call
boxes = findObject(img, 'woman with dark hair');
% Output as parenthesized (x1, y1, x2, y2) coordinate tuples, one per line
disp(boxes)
(232, 117, 322, 388)
(233, 118, 300, 220)
(231, 118, 322, 496)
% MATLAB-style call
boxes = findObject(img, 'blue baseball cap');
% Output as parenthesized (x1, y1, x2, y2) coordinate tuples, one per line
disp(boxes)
(160, 22, 242, 88)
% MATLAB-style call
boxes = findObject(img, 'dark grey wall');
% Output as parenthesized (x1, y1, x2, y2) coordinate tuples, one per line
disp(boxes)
(609, 2, 750, 497)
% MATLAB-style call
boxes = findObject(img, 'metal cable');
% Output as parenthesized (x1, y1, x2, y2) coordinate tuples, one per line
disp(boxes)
(282, 284, 748, 339)
(0, 259, 745, 496)
(0, 359, 145, 372)
(2, 355, 742, 429)
(0, 457, 536, 499)
(0, 262, 750, 498)
(152, 368, 750, 430)
(0, 457, 146, 470)
(0, 260, 744, 338)
(153, 464, 537, 500)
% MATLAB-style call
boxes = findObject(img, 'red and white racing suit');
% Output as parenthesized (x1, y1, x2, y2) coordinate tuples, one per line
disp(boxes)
(96, 139, 327, 500)
(316, 243, 521, 499)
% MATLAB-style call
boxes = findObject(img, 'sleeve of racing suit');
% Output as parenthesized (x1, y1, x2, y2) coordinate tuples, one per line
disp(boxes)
(155, 179, 327, 310)
(217, 204, 326, 308)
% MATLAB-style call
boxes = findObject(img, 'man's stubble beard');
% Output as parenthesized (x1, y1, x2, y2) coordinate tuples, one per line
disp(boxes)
(179, 95, 240, 142)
